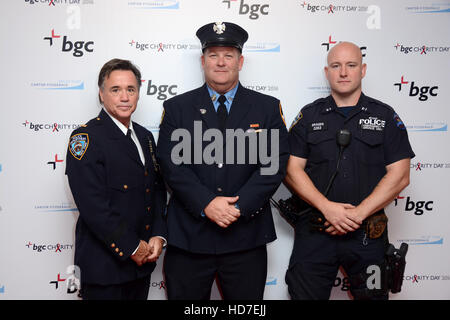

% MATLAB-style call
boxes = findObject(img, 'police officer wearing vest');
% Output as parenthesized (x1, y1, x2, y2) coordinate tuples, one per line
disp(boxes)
(65, 59, 167, 300)
(157, 22, 289, 300)
(285, 42, 415, 299)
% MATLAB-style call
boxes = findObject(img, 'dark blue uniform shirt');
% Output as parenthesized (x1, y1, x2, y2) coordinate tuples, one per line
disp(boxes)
(289, 93, 415, 207)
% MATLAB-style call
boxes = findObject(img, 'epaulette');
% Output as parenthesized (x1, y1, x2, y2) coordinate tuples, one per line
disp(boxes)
(289, 97, 326, 131)
(302, 97, 327, 112)
(364, 95, 395, 112)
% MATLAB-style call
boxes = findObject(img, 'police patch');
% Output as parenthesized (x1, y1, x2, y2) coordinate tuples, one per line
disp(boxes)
(159, 109, 165, 125)
(279, 103, 286, 127)
(393, 113, 406, 130)
(289, 111, 303, 131)
(69, 133, 89, 160)
(359, 117, 386, 132)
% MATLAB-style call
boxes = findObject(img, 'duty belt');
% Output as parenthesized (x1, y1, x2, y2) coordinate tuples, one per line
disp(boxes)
(310, 209, 388, 239)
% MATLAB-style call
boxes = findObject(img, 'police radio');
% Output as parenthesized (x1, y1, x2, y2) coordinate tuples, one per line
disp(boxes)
(323, 128, 351, 196)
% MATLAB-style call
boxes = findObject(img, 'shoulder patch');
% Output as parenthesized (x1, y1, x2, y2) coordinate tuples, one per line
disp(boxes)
(279, 103, 286, 127)
(159, 109, 165, 125)
(289, 110, 303, 131)
(69, 133, 89, 160)
(393, 113, 406, 130)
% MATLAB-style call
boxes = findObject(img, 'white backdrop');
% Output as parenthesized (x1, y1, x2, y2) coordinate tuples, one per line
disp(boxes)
(0, 0, 449, 300)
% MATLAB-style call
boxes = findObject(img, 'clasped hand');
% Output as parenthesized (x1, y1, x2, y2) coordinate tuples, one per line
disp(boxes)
(320, 201, 364, 236)
(204, 196, 241, 228)
(130, 237, 164, 266)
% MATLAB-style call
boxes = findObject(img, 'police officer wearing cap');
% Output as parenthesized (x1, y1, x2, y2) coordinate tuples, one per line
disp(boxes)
(285, 42, 415, 300)
(65, 59, 167, 300)
(157, 22, 289, 299)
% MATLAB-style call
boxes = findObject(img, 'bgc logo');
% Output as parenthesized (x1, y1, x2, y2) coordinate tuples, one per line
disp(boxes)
(49, 265, 81, 297)
(394, 196, 433, 216)
(22, 120, 81, 132)
(143, 80, 177, 100)
(47, 154, 64, 170)
(394, 76, 438, 101)
(26, 241, 74, 253)
(301, 2, 341, 13)
(43, 29, 94, 57)
(321, 35, 367, 57)
(394, 43, 450, 55)
(222, 0, 269, 20)
(129, 40, 200, 52)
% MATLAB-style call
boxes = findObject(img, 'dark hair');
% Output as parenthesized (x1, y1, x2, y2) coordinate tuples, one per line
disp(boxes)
(97, 58, 142, 104)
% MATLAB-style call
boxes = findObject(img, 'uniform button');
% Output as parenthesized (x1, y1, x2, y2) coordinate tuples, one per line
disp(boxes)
(318, 217, 322, 222)
(147, 206, 151, 212)
(115, 248, 119, 253)
(123, 185, 128, 190)
(343, 156, 347, 160)
(146, 188, 150, 193)
(96, 117, 101, 121)
(217, 187, 223, 192)
(144, 171, 149, 176)
(343, 173, 348, 178)
(111, 243, 116, 248)
(217, 163, 223, 168)
(119, 252, 123, 257)
(145, 225, 150, 230)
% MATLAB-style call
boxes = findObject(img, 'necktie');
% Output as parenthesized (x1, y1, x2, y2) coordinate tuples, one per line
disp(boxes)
(217, 95, 227, 132)
(126, 129, 140, 157)
(126, 128, 133, 140)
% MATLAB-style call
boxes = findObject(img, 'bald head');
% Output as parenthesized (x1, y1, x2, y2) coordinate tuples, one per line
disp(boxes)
(327, 42, 363, 65)
(324, 41, 366, 105)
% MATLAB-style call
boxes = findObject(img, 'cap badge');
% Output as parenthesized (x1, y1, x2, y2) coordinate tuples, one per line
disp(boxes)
(213, 22, 226, 34)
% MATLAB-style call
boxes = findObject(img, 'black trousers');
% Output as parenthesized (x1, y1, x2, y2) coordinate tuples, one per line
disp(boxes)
(164, 245, 267, 300)
(81, 275, 151, 300)
(286, 215, 388, 300)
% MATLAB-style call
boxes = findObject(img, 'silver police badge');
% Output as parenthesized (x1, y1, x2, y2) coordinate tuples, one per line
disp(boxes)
(213, 22, 226, 34)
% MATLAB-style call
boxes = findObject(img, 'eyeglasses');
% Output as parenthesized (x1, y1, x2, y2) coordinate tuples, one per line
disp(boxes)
(108, 87, 138, 96)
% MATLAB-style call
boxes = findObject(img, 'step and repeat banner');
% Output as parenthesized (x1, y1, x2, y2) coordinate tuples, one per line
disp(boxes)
(0, 0, 449, 300)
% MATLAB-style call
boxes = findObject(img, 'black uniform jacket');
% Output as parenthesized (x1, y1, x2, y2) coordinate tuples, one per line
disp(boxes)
(65, 109, 167, 285)
(157, 83, 289, 254)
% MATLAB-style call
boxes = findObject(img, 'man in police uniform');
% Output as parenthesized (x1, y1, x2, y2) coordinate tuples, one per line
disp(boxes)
(65, 59, 167, 300)
(285, 42, 415, 299)
(157, 22, 289, 299)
